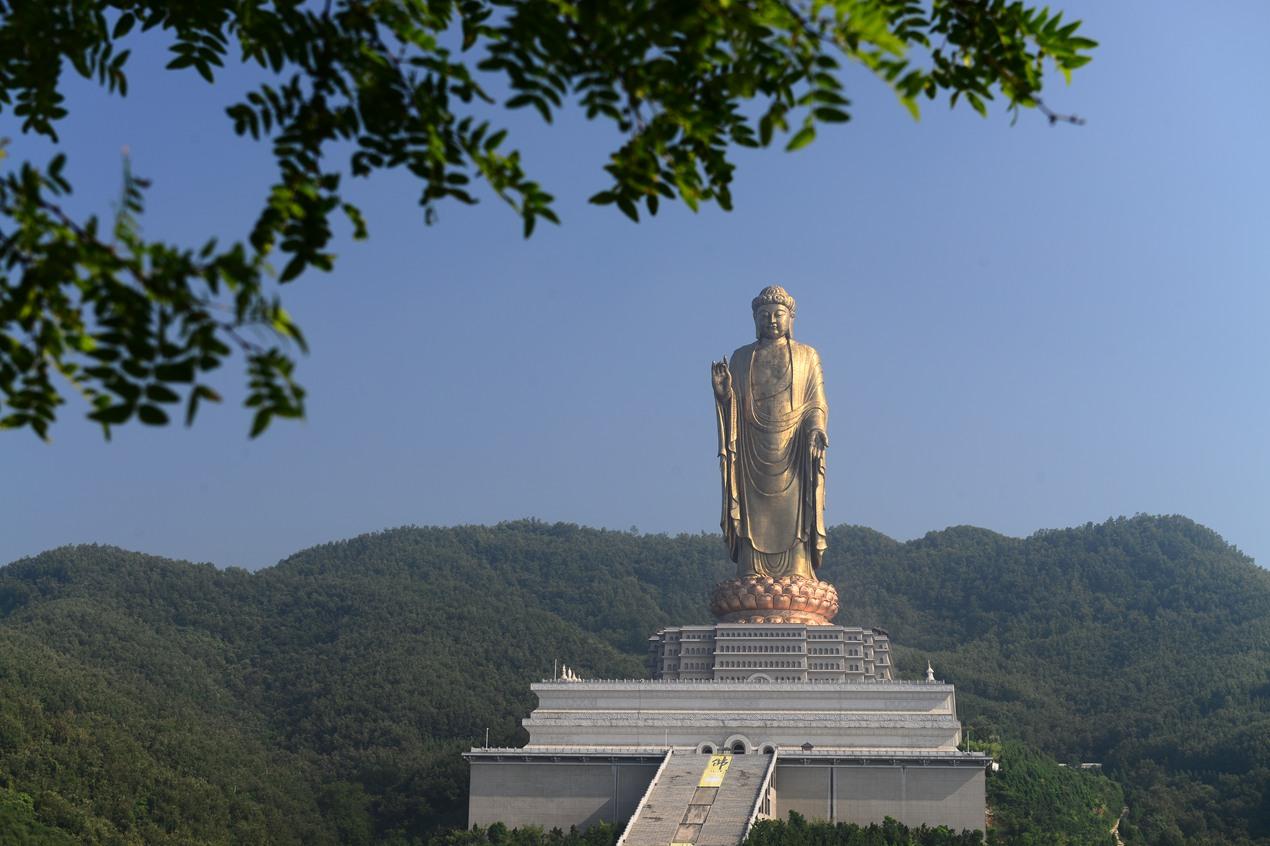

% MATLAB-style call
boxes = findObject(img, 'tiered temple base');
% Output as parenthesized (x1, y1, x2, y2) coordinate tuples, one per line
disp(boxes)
(709, 575, 839, 625)
(464, 579, 988, 838)
(465, 679, 988, 835)
(648, 621, 892, 683)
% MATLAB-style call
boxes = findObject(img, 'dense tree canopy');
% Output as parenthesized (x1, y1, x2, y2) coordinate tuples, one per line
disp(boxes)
(0, 515, 1265, 844)
(0, 0, 1095, 437)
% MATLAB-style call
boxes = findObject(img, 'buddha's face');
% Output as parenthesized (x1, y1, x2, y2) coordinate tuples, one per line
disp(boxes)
(754, 303, 792, 340)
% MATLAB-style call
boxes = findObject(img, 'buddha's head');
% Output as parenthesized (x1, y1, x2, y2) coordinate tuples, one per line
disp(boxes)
(751, 285, 796, 340)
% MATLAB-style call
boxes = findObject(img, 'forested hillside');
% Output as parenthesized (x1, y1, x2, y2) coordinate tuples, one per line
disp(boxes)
(0, 516, 1266, 845)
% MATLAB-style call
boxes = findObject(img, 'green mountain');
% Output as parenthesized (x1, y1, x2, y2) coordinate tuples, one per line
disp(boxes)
(0, 516, 1265, 845)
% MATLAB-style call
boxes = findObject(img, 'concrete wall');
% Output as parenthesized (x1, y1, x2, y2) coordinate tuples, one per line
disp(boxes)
(469, 761, 658, 830)
(772, 766, 832, 821)
(469, 759, 983, 834)
(773, 764, 985, 833)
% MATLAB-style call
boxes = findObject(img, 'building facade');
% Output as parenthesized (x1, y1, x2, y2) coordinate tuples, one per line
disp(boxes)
(466, 677, 987, 835)
(649, 623, 894, 683)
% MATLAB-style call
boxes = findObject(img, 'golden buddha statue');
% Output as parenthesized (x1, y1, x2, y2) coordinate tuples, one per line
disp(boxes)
(709, 286, 839, 624)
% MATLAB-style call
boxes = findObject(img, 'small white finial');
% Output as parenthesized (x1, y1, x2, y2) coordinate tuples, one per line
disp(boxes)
(926, 661, 936, 683)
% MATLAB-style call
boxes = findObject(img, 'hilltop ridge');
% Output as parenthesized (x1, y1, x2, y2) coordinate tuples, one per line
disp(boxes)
(1, 515, 1266, 844)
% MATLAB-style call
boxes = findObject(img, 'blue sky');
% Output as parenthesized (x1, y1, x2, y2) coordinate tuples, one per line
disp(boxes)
(3, 1, 1268, 571)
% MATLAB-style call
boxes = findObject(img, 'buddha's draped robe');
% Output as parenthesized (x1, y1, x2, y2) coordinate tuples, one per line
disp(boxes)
(716, 339, 828, 579)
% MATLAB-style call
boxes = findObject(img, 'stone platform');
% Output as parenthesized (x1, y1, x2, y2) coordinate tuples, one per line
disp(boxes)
(521, 679, 961, 751)
(465, 678, 987, 834)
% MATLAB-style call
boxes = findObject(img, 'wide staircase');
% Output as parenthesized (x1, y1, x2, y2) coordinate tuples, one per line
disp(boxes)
(620, 752, 774, 846)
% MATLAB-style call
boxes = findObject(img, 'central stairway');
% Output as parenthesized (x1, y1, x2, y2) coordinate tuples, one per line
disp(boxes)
(620, 752, 774, 846)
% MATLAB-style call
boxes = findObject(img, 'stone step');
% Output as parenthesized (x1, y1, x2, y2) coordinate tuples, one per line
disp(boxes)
(623, 754, 772, 846)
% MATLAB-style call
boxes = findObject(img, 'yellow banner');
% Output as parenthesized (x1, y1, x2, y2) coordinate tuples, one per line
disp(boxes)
(698, 754, 732, 787)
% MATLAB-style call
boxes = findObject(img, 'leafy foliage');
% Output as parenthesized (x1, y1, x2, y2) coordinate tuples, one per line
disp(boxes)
(0, 1, 1095, 437)
(984, 742, 1123, 846)
(1, 514, 1263, 844)
(747, 812, 985, 846)
(0, 787, 77, 846)
(822, 517, 1270, 846)
(428, 820, 620, 846)
(0, 534, 647, 844)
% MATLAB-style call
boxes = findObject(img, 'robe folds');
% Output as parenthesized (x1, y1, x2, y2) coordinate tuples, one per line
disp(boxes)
(716, 339, 828, 579)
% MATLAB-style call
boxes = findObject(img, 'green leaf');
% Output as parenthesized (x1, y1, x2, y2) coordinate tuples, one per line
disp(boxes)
(249, 408, 271, 438)
(615, 196, 639, 222)
(812, 107, 851, 124)
(786, 126, 816, 152)
(280, 255, 307, 283)
(155, 361, 196, 383)
(185, 384, 222, 426)
(112, 13, 136, 39)
(146, 384, 181, 403)
(137, 404, 169, 425)
(89, 404, 133, 425)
